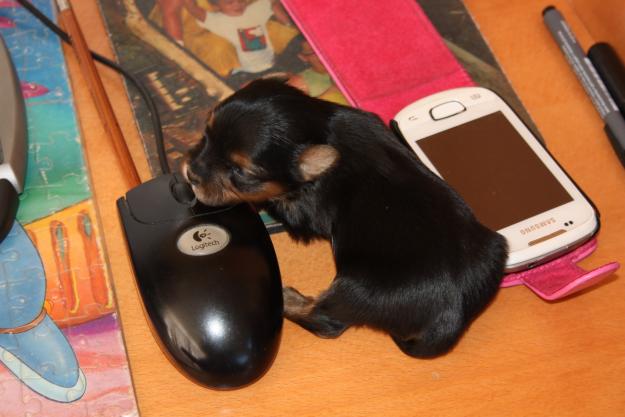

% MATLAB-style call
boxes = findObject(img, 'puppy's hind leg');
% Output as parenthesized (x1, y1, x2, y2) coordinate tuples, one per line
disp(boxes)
(283, 286, 350, 338)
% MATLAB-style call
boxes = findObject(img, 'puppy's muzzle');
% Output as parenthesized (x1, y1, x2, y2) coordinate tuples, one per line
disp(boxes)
(180, 161, 241, 206)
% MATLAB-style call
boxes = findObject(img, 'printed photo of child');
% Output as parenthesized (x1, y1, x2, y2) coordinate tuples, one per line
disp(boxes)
(186, 0, 290, 72)
(154, 0, 301, 87)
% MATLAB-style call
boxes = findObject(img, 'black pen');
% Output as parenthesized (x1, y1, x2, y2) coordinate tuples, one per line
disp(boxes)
(588, 42, 625, 117)
(543, 6, 625, 168)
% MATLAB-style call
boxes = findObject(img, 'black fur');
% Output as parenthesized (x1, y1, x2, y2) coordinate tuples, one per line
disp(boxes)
(185, 78, 508, 358)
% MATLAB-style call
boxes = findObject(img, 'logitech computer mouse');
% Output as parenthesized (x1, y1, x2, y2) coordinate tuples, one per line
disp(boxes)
(0, 36, 27, 243)
(117, 173, 283, 389)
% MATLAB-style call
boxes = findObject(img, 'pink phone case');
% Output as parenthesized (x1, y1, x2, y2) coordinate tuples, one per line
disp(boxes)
(502, 238, 618, 300)
(281, 0, 619, 300)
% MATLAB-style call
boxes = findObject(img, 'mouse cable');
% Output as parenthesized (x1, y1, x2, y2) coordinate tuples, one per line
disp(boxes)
(15, 0, 170, 175)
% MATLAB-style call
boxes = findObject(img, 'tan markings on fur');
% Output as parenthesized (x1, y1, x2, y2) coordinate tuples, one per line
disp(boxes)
(299, 145, 339, 181)
(192, 174, 241, 206)
(237, 181, 285, 202)
(180, 161, 190, 183)
(283, 287, 315, 318)
(193, 183, 240, 206)
(230, 151, 255, 173)
(194, 176, 284, 205)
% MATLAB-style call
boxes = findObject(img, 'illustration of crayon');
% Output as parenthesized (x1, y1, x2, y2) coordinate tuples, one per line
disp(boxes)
(50, 220, 79, 313)
(77, 210, 112, 308)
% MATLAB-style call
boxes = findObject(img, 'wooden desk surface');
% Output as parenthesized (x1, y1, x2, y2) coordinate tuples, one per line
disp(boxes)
(66, 0, 625, 415)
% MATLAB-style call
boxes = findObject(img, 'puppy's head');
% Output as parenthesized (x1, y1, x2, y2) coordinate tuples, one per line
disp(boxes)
(184, 78, 340, 206)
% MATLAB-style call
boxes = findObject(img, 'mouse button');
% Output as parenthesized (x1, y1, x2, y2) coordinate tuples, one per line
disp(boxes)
(125, 175, 191, 223)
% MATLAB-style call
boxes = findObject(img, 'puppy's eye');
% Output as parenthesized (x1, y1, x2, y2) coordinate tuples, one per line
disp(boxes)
(229, 164, 263, 190)
(230, 164, 255, 182)
(231, 164, 245, 176)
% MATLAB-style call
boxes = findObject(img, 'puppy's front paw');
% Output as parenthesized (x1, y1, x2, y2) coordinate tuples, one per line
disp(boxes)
(283, 286, 314, 318)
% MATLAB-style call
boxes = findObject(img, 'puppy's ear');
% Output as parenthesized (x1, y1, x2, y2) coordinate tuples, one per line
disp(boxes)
(298, 145, 339, 181)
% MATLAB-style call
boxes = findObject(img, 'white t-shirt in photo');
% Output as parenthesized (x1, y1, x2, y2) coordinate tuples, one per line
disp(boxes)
(198, 0, 275, 73)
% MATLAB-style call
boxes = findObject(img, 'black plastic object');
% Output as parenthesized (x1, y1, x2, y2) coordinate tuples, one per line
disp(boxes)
(0, 37, 27, 243)
(117, 173, 283, 389)
(588, 42, 625, 117)
(0, 180, 19, 241)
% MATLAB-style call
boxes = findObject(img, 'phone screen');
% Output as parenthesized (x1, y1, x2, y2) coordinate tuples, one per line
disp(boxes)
(417, 111, 573, 231)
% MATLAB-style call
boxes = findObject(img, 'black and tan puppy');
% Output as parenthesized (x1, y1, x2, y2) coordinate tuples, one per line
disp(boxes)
(184, 78, 508, 358)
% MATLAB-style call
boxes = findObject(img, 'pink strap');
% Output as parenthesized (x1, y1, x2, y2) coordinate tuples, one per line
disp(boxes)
(280, 0, 619, 300)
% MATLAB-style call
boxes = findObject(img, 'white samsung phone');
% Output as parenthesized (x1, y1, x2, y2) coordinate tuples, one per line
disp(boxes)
(391, 87, 598, 272)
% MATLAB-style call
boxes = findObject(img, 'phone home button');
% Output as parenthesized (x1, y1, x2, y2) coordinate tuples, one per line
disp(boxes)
(430, 101, 466, 120)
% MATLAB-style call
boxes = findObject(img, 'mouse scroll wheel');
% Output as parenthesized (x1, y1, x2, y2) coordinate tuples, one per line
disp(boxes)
(171, 181, 197, 205)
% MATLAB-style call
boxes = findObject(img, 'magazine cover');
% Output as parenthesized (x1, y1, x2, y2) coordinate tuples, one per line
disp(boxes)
(96, 0, 535, 231)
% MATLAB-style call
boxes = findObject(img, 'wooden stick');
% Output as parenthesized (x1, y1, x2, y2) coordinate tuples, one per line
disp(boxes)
(55, 0, 141, 188)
